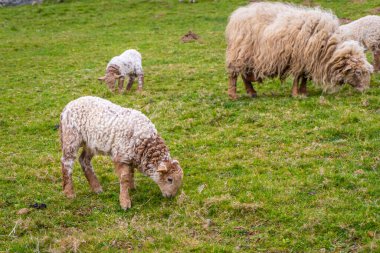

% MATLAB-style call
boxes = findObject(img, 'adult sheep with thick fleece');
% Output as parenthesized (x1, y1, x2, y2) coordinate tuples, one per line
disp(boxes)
(225, 2, 373, 99)
(98, 49, 144, 93)
(339, 15, 380, 72)
(60, 96, 183, 210)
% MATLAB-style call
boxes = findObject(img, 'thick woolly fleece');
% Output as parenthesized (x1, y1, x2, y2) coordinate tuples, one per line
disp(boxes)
(60, 96, 170, 175)
(226, 2, 373, 91)
(106, 49, 144, 77)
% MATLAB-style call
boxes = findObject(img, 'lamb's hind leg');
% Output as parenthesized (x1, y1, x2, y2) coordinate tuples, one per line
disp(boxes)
(79, 149, 103, 194)
(61, 153, 76, 198)
(61, 132, 81, 198)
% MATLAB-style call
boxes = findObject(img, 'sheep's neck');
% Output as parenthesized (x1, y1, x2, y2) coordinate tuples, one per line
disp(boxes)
(135, 135, 170, 176)
(107, 64, 121, 75)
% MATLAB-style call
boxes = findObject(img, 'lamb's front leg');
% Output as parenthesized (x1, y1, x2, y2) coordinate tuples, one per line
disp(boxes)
(137, 74, 144, 92)
(118, 77, 125, 94)
(126, 76, 135, 91)
(114, 162, 132, 210)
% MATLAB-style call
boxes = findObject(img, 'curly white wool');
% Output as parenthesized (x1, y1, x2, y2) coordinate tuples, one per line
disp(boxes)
(60, 96, 158, 162)
(60, 96, 184, 209)
(107, 49, 143, 77)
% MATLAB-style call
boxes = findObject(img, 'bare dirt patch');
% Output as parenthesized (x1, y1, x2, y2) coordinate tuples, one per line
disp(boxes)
(181, 31, 200, 43)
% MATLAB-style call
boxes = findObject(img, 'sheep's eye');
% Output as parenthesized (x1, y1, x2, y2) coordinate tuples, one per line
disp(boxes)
(167, 178, 173, 184)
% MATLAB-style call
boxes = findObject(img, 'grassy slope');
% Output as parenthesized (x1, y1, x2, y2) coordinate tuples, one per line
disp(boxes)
(0, 0, 379, 252)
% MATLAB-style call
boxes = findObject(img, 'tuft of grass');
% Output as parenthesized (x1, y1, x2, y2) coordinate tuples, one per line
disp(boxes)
(0, 0, 379, 252)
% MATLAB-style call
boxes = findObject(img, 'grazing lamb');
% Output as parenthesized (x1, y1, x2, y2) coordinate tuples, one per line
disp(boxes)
(226, 2, 374, 99)
(339, 15, 380, 72)
(60, 96, 183, 210)
(98, 49, 144, 93)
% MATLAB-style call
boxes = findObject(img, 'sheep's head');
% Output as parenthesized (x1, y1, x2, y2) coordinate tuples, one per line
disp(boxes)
(98, 72, 122, 90)
(341, 58, 373, 92)
(152, 160, 183, 198)
(330, 40, 373, 92)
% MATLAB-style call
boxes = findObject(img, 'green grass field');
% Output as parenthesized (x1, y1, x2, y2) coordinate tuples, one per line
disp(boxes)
(1, 0, 379, 252)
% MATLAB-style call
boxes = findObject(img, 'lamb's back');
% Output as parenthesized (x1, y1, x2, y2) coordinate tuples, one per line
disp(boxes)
(61, 96, 157, 154)
(339, 15, 380, 50)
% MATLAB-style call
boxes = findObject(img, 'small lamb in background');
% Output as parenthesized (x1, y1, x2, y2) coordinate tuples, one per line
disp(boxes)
(98, 49, 144, 93)
(179, 0, 196, 3)
(339, 15, 380, 72)
(60, 96, 183, 210)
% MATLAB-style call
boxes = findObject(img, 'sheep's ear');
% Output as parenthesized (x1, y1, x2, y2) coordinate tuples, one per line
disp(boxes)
(98, 76, 106, 81)
(157, 163, 168, 173)
(343, 65, 352, 72)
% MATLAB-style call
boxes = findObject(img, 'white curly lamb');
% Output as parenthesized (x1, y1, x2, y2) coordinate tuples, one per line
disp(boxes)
(339, 15, 380, 72)
(98, 49, 144, 93)
(60, 96, 183, 210)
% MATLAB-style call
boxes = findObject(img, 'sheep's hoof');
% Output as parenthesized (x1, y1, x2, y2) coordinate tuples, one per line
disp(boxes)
(292, 93, 307, 98)
(228, 94, 239, 100)
(250, 93, 258, 98)
(120, 199, 132, 210)
(298, 93, 307, 98)
(93, 187, 103, 194)
(64, 191, 75, 199)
